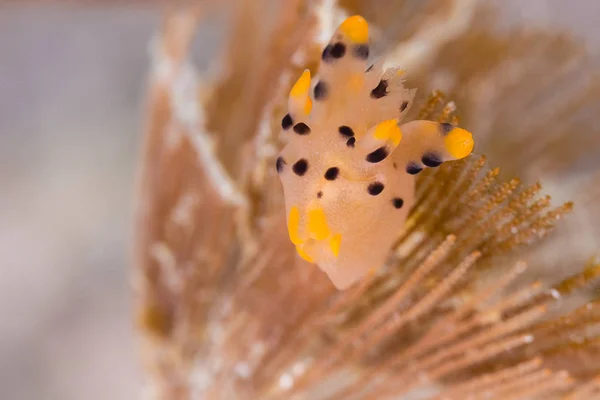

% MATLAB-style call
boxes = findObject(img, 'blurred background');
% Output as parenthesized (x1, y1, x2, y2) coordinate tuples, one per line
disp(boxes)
(0, 4, 159, 400)
(0, 1, 598, 400)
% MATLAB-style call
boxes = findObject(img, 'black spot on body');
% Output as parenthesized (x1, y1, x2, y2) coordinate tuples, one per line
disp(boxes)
(321, 44, 333, 60)
(322, 43, 346, 61)
(353, 44, 369, 59)
(293, 159, 308, 176)
(400, 101, 409, 112)
(346, 137, 356, 148)
(293, 123, 311, 135)
(330, 42, 346, 58)
(393, 162, 397, 169)
(392, 198, 404, 209)
(366, 63, 375, 72)
(324, 167, 339, 180)
(317, 191, 323, 198)
(282, 114, 293, 130)
(276, 157, 286, 173)
(366, 147, 389, 163)
(406, 162, 423, 175)
(338, 126, 355, 138)
(422, 152, 443, 167)
(368, 182, 385, 196)
(370, 79, 388, 99)
(314, 81, 328, 100)
(440, 122, 454, 135)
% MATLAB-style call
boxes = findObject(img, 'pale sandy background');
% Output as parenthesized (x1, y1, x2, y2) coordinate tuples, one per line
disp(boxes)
(0, 2, 598, 400)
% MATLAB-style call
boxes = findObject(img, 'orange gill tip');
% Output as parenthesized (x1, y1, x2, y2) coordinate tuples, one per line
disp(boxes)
(444, 126, 474, 159)
(329, 233, 342, 257)
(290, 69, 311, 98)
(339, 15, 369, 44)
(303, 97, 312, 115)
(288, 206, 304, 245)
(307, 207, 330, 241)
(290, 69, 313, 115)
(374, 119, 402, 146)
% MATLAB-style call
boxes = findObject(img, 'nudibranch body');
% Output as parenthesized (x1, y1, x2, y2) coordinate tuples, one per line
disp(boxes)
(276, 16, 474, 290)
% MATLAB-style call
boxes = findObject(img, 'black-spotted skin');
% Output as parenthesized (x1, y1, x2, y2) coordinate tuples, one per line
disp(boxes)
(406, 162, 423, 175)
(338, 126, 355, 138)
(276, 157, 286, 173)
(367, 182, 384, 196)
(354, 44, 369, 60)
(314, 81, 328, 100)
(282, 114, 294, 130)
(276, 15, 474, 291)
(422, 152, 442, 167)
(370, 79, 388, 99)
(321, 45, 332, 61)
(440, 122, 454, 135)
(330, 43, 346, 58)
(293, 123, 311, 135)
(292, 159, 308, 176)
(366, 147, 388, 163)
(322, 42, 347, 61)
(324, 167, 339, 180)
(392, 198, 404, 209)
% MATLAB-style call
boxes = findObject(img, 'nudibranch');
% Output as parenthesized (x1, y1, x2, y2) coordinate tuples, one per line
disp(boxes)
(276, 15, 474, 290)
